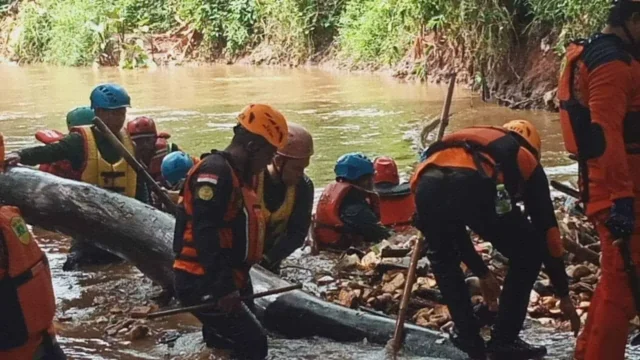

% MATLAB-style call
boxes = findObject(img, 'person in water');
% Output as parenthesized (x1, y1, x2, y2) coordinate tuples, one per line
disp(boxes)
(34, 106, 95, 180)
(372, 156, 415, 232)
(5, 83, 146, 269)
(172, 104, 288, 359)
(160, 151, 196, 205)
(558, 1, 640, 358)
(313, 152, 392, 248)
(255, 122, 314, 272)
(0, 133, 66, 360)
(411, 120, 579, 359)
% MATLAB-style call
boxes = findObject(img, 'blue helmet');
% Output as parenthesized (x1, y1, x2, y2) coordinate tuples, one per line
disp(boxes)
(90, 83, 131, 110)
(161, 152, 194, 186)
(334, 152, 375, 181)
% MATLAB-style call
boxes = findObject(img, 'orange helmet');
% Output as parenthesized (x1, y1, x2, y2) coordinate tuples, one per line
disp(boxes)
(277, 122, 313, 159)
(503, 120, 541, 155)
(127, 116, 158, 140)
(237, 104, 288, 149)
(373, 156, 400, 185)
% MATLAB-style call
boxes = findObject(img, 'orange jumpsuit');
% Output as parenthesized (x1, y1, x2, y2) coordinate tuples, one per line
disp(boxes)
(558, 33, 640, 360)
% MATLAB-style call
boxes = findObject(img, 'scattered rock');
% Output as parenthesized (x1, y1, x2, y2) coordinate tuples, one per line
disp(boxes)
(578, 301, 591, 310)
(359, 252, 380, 270)
(96, 316, 109, 324)
(93, 296, 107, 306)
(382, 273, 405, 293)
(110, 306, 125, 315)
(338, 289, 359, 308)
(128, 325, 150, 341)
(57, 315, 72, 323)
(316, 276, 335, 286)
(570, 265, 592, 280)
(533, 280, 554, 297)
(336, 254, 360, 270)
(117, 327, 129, 335)
(130, 306, 153, 319)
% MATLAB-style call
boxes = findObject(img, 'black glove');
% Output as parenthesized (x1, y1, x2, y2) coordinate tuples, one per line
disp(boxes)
(606, 197, 635, 239)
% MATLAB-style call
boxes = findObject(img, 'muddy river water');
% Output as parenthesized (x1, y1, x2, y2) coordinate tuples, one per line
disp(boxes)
(0, 64, 635, 359)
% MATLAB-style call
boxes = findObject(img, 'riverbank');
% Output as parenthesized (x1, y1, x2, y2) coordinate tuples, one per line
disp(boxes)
(0, 0, 611, 110)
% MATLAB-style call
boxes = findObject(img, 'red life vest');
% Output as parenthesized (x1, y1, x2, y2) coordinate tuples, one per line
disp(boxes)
(313, 181, 380, 247)
(34, 130, 80, 180)
(173, 154, 265, 289)
(0, 206, 56, 352)
(149, 137, 171, 181)
(377, 187, 415, 232)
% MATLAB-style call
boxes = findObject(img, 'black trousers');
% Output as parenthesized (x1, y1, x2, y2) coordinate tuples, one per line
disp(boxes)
(414, 167, 544, 343)
(174, 271, 268, 360)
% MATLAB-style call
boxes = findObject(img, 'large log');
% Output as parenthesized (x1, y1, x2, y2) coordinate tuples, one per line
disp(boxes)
(0, 167, 465, 359)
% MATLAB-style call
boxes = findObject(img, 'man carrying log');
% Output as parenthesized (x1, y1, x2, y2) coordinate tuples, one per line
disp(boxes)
(558, 1, 640, 358)
(256, 123, 315, 272)
(172, 104, 288, 359)
(411, 120, 579, 359)
(5, 83, 146, 269)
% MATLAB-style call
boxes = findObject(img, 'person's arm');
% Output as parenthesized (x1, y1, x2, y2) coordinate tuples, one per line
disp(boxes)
(456, 229, 490, 278)
(523, 163, 569, 297)
(340, 191, 392, 242)
(190, 157, 235, 295)
(263, 176, 314, 266)
(17, 133, 85, 169)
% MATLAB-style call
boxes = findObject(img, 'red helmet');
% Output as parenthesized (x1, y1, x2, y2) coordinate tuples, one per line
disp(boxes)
(373, 156, 399, 185)
(127, 116, 157, 140)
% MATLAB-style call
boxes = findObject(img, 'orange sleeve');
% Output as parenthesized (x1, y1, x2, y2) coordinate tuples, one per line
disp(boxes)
(588, 61, 634, 200)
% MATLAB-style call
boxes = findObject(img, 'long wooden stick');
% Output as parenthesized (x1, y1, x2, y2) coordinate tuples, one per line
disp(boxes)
(92, 117, 177, 214)
(390, 236, 424, 354)
(146, 284, 303, 319)
(436, 73, 457, 141)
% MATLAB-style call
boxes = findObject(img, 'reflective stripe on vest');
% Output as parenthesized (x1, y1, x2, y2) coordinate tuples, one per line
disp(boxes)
(172, 155, 265, 288)
(256, 171, 296, 240)
(71, 126, 138, 198)
(0, 206, 55, 351)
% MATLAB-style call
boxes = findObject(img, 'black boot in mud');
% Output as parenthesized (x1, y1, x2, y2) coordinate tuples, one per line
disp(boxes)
(486, 337, 547, 360)
(449, 329, 487, 360)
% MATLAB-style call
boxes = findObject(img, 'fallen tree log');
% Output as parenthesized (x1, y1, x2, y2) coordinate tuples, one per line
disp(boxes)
(0, 167, 465, 359)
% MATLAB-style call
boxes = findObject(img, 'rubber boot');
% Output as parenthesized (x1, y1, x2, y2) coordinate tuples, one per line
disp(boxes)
(449, 328, 486, 360)
(486, 337, 547, 360)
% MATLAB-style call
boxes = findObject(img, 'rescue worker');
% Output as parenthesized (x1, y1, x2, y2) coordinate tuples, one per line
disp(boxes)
(160, 151, 195, 205)
(5, 83, 145, 269)
(34, 106, 95, 180)
(557, 1, 640, 359)
(411, 120, 579, 359)
(313, 153, 392, 249)
(127, 116, 180, 183)
(172, 104, 288, 359)
(373, 156, 415, 232)
(256, 123, 314, 272)
(0, 134, 66, 360)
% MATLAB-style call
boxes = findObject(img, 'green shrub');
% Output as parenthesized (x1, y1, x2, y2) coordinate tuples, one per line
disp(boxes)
(14, 2, 52, 63)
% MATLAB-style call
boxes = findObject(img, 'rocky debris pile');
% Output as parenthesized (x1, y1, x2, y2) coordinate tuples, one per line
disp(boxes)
(282, 195, 639, 335)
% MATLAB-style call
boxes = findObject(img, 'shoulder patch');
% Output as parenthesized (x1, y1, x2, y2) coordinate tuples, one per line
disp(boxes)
(583, 35, 632, 71)
(10, 217, 31, 245)
(197, 185, 215, 201)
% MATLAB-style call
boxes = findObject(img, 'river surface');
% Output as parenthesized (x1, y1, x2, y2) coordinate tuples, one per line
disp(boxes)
(0, 64, 627, 359)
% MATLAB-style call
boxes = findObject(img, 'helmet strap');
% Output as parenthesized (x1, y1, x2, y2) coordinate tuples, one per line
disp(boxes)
(270, 156, 288, 183)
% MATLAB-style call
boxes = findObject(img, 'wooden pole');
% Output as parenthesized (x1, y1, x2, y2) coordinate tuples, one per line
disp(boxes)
(436, 73, 457, 141)
(92, 117, 177, 214)
(389, 235, 424, 354)
(146, 284, 303, 319)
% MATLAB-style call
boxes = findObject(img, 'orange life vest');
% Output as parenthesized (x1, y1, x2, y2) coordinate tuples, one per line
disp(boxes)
(0, 206, 56, 351)
(149, 137, 171, 181)
(173, 155, 265, 289)
(377, 187, 415, 232)
(34, 130, 80, 180)
(313, 181, 380, 247)
(558, 34, 640, 215)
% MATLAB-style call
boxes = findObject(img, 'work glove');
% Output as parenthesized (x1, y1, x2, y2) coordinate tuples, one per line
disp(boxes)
(606, 197, 635, 239)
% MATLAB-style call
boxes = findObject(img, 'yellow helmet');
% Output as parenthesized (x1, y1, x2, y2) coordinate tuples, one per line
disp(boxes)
(237, 104, 289, 149)
(503, 120, 541, 155)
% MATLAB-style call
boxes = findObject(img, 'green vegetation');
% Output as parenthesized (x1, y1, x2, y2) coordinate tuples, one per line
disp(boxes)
(0, 0, 613, 70)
